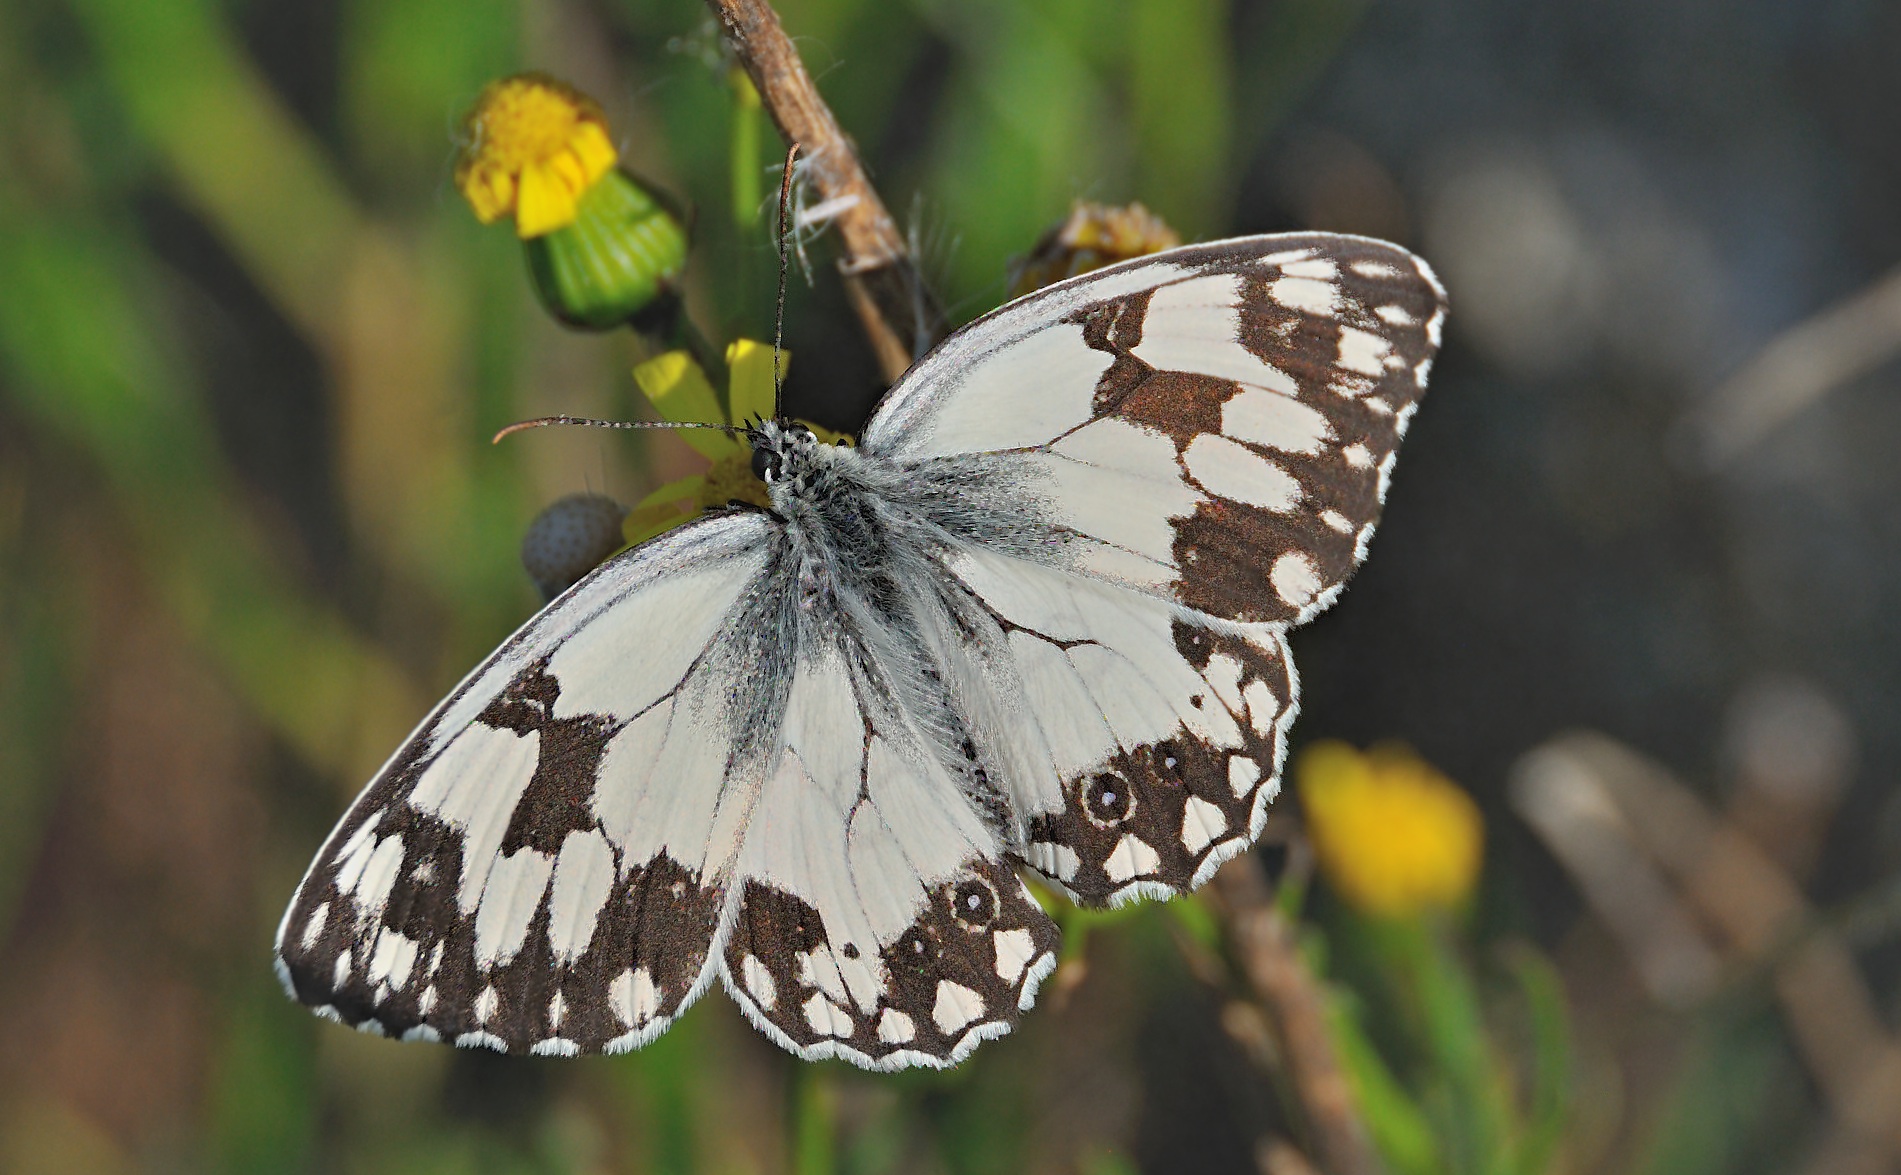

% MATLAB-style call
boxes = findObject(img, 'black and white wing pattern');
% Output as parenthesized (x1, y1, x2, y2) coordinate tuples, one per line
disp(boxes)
(859, 232, 1446, 906)
(276, 511, 1060, 1067)
(275, 514, 774, 1054)
(865, 233, 1444, 625)
(277, 231, 1443, 1069)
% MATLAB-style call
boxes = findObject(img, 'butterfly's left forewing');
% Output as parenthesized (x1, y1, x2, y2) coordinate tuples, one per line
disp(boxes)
(275, 511, 779, 1054)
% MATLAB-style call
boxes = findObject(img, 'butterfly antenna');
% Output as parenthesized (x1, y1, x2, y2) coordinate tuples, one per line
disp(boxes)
(491, 416, 742, 444)
(774, 141, 800, 421)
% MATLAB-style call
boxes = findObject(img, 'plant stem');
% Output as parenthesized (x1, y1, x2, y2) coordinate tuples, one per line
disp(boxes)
(1212, 855, 1383, 1175)
(702, 0, 945, 382)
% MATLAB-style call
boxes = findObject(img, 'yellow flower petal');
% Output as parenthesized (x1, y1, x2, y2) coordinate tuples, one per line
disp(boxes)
(454, 74, 619, 237)
(631, 351, 738, 461)
(466, 170, 514, 225)
(570, 121, 619, 180)
(1298, 740, 1484, 920)
(726, 338, 788, 426)
(514, 162, 577, 239)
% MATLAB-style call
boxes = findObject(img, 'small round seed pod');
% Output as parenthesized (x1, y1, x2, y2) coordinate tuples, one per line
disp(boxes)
(521, 492, 628, 602)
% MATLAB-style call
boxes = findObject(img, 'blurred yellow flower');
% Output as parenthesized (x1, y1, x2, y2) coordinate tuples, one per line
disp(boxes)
(621, 342, 850, 547)
(1012, 201, 1184, 297)
(455, 74, 618, 238)
(1298, 741, 1483, 919)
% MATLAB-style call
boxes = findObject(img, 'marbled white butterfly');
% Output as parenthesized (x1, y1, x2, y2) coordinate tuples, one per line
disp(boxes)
(275, 233, 1447, 1069)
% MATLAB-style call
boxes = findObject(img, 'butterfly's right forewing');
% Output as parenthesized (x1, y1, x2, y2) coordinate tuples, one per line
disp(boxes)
(865, 233, 1446, 625)
(274, 511, 778, 1055)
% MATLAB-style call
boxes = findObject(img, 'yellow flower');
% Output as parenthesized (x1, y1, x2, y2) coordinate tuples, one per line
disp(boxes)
(1011, 201, 1184, 297)
(621, 341, 851, 546)
(455, 74, 687, 328)
(456, 74, 619, 238)
(1298, 741, 1483, 919)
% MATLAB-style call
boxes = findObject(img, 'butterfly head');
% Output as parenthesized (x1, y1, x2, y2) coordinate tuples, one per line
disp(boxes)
(748, 419, 827, 499)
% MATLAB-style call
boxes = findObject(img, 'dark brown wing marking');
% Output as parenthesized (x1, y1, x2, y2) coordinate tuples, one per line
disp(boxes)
(721, 858, 1060, 1069)
(1015, 620, 1297, 905)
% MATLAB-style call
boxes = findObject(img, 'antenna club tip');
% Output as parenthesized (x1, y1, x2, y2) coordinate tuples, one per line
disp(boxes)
(491, 418, 544, 444)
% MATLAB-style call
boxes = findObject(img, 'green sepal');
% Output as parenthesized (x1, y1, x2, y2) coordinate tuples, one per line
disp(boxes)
(524, 169, 688, 329)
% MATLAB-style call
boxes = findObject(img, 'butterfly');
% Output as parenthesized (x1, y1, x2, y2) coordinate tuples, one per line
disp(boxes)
(275, 233, 1446, 1070)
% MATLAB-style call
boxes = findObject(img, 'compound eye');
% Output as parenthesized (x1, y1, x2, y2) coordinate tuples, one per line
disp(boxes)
(751, 447, 779, 483)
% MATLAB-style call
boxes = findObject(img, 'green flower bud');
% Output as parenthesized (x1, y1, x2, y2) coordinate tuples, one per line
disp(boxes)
(523, 170, 689, 329)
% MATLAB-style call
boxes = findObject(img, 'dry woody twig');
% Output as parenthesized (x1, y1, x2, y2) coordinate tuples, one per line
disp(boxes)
(1211, 855, 1383, 1175)
(705, 0, 945, 382)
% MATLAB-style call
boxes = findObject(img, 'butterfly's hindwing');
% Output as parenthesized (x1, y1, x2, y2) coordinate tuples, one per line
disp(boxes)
(938, 546, 1296, 905)
(724, 860, 1059, 1069)
(1018, 619, 1296, 905)
(715, 641, 1060, 1068)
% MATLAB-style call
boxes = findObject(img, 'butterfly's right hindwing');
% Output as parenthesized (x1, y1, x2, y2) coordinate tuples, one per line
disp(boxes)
(274, 512, 776, 1055)
(935, 547, 1298, 906)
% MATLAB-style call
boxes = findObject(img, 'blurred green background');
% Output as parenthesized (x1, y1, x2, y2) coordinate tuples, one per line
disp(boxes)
(4, 0, 1901, 1172)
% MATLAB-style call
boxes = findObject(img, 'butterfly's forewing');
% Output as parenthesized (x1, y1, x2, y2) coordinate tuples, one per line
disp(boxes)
(274, 512, 779, 1054)
(864, 234, 1446, 624)
(862, 233, 1446, 904)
